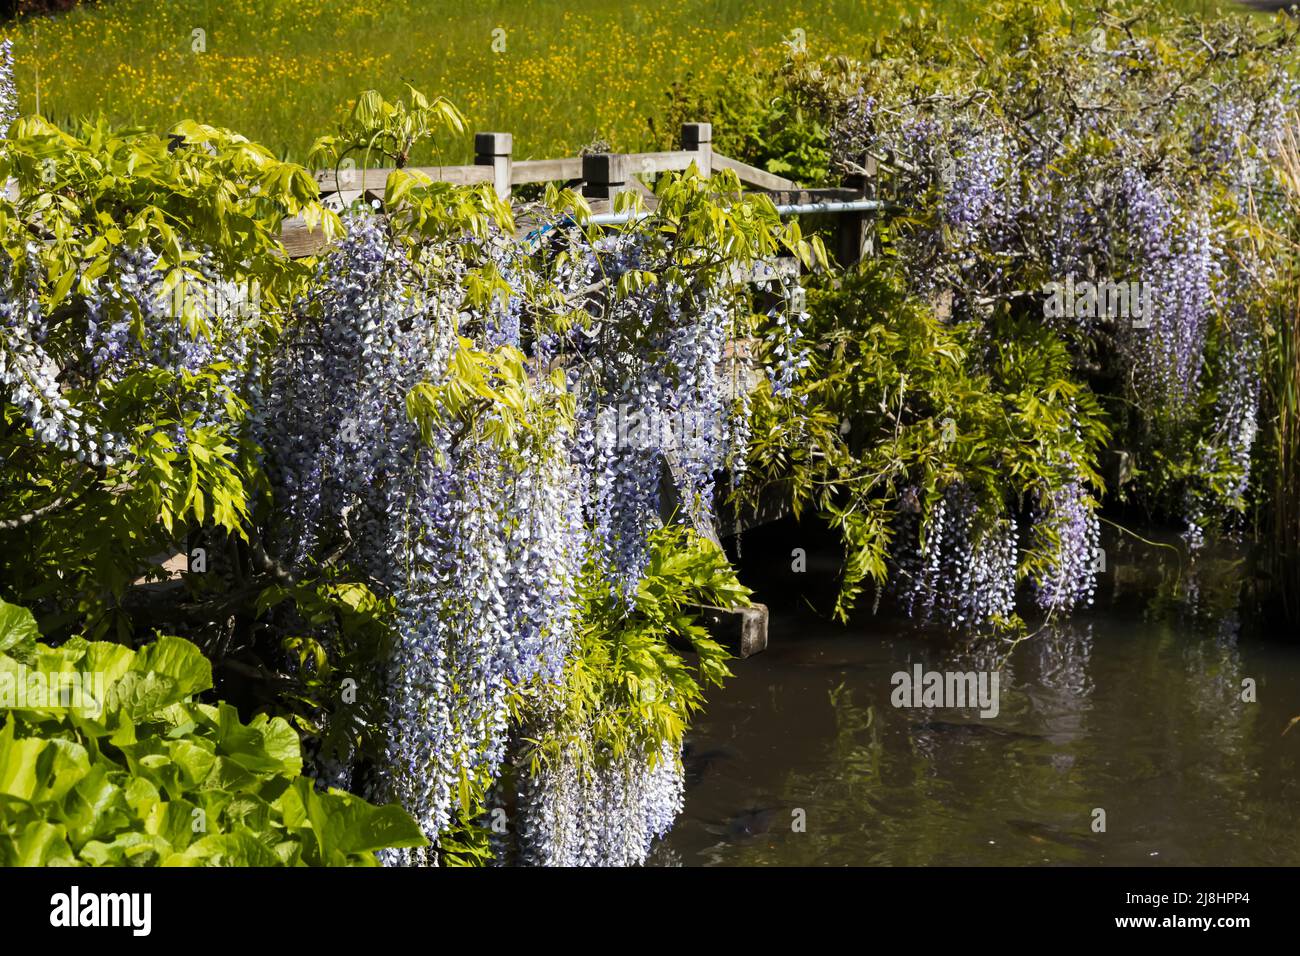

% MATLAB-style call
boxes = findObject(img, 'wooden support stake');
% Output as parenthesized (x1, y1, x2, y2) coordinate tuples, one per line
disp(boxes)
(474, 131, 513, 200)
(696, 604, 769, 658)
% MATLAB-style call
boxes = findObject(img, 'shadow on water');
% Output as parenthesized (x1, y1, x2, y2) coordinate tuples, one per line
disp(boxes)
(651, 517, 1300, 866)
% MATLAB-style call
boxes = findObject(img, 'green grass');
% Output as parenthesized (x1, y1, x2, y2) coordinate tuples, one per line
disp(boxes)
(2, 0, 1254, 165)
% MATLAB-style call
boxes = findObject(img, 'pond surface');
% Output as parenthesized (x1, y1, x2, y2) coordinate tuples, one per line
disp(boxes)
(651, 519, 1300, 866)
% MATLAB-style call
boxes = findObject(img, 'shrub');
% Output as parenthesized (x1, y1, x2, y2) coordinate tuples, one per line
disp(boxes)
(0, 600, 426, 865)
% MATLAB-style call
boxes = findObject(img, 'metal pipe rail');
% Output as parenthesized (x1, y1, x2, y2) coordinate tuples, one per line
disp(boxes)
(583, 197, 896, 227)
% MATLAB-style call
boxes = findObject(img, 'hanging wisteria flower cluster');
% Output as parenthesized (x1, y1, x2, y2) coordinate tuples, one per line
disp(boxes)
(82, 245, 259, 441)
(0, 247, 122, 466)
(512, 720, 684, 867)
(893, 483, 1019, 626)
(541, 227, 757, 594)
(1030, 476, 1102, 613)
(1116, 170, 1221, 420)
(0, 40, 15, 139)
(816, 7, 1299, 555)
(257, 210, 583, 857)
(254, 165, 795, 864)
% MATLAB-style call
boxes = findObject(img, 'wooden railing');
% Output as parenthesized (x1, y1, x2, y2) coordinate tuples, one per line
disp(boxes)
(281, 122, 880, 261)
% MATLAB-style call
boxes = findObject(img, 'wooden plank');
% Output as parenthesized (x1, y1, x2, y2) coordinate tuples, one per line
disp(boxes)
(623, 150, 701, 175)
(280, 217, 332, 258)
(835, 172, 871, 266)
(511, 157, 583, 184)
(582, 153, 625, 200)
(680, 123, 713, 177)
(313, 156, 812, 196)
(712, 153, 798, 191)
(474, 132, 513, 199)
(668, 602, 769, 658)
(314, 168, 390, 193)
(405, 165, 495, 186)
(322, 189, 366, 213)
(315, 165, 494, 193)
(760, 187, 859, 207)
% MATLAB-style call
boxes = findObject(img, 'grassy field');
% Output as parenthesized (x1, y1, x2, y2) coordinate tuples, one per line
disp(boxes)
(2, 0, 1252, 165)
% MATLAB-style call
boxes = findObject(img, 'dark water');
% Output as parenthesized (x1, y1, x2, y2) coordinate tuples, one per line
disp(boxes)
(651, 520, 1300, 866)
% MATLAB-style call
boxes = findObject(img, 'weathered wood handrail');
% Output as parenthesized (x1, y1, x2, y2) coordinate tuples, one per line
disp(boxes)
(294, 121, 889, 266)
(313, 122, 738, 200)
(315, 164, 494, 193)
(511, 157, 583, 184)
(712, 153, 798, 192)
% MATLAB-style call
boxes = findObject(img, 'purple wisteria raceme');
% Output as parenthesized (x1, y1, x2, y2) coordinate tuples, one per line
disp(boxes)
(1030, 476, 1101, 612)
(260, 210, 591, 861)
(259, 201, 761, 863)
(0, 39, 15, 138)
(513, 725, 684, 867)
(1, 247, 123, 466)
(558, 228, 753, 598)
(893, 483, 1018, 627)
(1119, 168, 1221, 418)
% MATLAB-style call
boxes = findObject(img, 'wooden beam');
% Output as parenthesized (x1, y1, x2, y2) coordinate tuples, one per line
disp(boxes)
(712, 153, 798, 191)
(322, 189, 366, 213)
(408, 165, 496, 186)
(511, 157, 583, 184)
(280, 217, 331, 258)
(696, 603, 769, 658)
(315, 164, 494, 193)
(582, 153, 628, 200)
(314, 167, 389, 193)
(835, 171, 872, 266)
(624, 150, 702, 176)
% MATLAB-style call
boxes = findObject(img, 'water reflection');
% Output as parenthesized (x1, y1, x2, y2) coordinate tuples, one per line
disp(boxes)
(652, 524, 1300, 866)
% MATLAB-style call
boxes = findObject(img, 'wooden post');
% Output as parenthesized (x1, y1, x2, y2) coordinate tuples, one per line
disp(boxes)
(474, 132, 513, 200)
(860, 154, 879, 258)
(680, 122, 713, 177)
(836, 169, 872, 267)
(582, 152, 628, 201)
(695, 604, 769, 658)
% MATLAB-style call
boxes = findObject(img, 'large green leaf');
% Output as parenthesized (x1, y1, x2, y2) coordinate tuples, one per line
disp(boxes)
(0, 718, 90, 803)
(127, 635, 213, 700)
(210, 704, 302, 776)
(6, 820, 75, 867)
(162, 829, 284, 867)
(0, 600, 38, 661)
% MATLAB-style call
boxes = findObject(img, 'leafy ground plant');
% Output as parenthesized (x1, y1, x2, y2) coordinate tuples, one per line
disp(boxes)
(0, 599, 426, 865)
